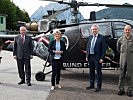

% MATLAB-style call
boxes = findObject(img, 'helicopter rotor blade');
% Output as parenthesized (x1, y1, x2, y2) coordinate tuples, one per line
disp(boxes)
(39, 0, 94, 8)
(39, 0, 76, 6)
(39, 0, 67, 2)
(40, 0, 133, 8)
(75, 2, 133, 8)
(97, 3, 133, 8)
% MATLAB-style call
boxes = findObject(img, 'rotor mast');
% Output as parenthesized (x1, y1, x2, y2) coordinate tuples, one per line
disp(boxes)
(70, 0, 81, 23)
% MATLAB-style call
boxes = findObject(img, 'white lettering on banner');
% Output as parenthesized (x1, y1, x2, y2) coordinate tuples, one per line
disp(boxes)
(84, 63, 88, 67)
(63, 63, 88, 67)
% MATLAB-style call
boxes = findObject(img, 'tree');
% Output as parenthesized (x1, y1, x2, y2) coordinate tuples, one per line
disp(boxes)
(0, 0, 30, 30)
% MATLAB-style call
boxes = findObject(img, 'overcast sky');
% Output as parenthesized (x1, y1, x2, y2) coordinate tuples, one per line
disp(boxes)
(12, 0, 133, 18)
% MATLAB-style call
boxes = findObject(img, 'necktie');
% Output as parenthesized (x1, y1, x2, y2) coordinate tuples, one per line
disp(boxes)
(22, 36, 24, 44)
(90, 36, 96, 54)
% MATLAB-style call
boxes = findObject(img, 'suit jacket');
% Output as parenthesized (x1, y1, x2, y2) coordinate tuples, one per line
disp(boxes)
(86, 34, 108, 61)
(48, 40, 66, 60)
(13, 34, 33, 59)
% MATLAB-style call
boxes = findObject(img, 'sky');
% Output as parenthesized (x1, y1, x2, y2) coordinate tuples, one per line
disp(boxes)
(12, 0, 133, 18)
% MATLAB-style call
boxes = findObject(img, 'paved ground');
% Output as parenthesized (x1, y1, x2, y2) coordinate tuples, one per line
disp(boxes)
(0, 50, 52, 100)
(46, 68, 133, 100)
(0, 51, 133, 100)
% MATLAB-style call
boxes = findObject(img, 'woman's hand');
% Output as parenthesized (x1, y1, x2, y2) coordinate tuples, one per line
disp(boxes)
(55, 51, 62, 54)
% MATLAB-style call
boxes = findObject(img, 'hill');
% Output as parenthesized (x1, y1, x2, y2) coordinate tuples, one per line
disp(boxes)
(96, 4, 133, 20)
(30, 3, 84, 24)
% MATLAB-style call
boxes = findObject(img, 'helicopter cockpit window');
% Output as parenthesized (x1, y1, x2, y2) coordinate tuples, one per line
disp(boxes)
(79, 22, 112, 38)
(98, 22, 112, 37)
(113, 22, 127, 38)
(79, 24, 92, 38)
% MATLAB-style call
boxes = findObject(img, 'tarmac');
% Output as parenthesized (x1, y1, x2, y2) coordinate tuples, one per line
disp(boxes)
(46, 68, 133, 100)
(0, 50, 52, 100)
(1, 50, 133, 100)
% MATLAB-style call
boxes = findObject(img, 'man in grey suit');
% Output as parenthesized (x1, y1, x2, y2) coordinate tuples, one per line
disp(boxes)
(13, 26, 33, 86)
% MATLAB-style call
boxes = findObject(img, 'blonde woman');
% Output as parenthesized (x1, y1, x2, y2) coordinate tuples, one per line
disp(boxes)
(48, 30, 66, 90)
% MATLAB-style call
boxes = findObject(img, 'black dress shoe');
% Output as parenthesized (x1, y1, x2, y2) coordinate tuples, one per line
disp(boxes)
(118, 90, 125, 95)
(18, 81, 25, 85)
(95, 88, 101, 92)
(86, 86, 95, 90)
(27, 82, 31, 86)
(127, 91, 132, 97)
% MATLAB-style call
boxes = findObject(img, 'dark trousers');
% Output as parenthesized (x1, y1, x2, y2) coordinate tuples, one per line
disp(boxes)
(88, 55, 102, 88)
(17, 58, 31, 82)
(51, 59, 62, 86)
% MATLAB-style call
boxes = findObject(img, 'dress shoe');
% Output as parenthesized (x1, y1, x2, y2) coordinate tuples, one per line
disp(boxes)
(95, 87, 101, 92)
(86, 86, 95, 90)
(27, 82, 31, 86)
(127, 91, 132, 97)
(118, 90, 125, 95)
(18, 81, 25, 85)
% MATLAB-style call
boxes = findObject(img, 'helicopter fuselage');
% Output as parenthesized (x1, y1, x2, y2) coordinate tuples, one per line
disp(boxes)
(36, 19, 133, 68)
(2, 19, 133, 69)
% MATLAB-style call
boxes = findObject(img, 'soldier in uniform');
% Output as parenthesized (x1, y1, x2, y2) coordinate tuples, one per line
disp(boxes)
(117, 25, 133, 97)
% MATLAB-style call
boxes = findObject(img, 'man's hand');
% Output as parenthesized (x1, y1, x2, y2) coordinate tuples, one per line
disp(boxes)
(55, 51, 62, 54)
(30, 55, 33, 59)
(86, 58, 88, 61)
(14, 56, 17, 59)
(99, 59, 103, 63)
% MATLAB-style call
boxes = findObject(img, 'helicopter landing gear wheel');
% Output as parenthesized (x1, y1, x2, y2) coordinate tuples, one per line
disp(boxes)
(35, 71, 45, 81)
(35, 53, 52, 81)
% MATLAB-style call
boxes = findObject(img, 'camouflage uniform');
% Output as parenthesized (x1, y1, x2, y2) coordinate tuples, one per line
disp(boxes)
(117, 35, 133, 92)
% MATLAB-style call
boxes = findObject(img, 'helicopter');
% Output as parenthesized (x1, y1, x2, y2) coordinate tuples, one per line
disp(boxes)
(1, 0, 133, 81)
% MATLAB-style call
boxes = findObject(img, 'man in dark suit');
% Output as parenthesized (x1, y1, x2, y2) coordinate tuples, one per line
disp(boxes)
(86, 24, 108, 92)
(13, 26, 33, 86)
